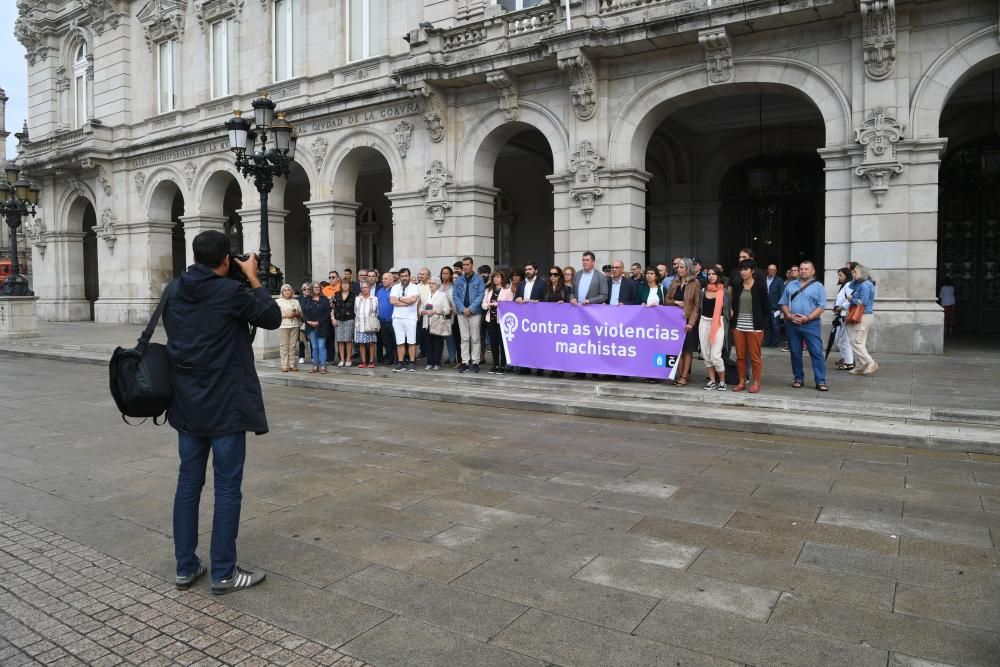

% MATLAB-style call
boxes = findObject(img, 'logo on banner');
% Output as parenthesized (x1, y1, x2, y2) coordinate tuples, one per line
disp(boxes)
(654, 354, 679, 368)
(501, 312, 519, 340)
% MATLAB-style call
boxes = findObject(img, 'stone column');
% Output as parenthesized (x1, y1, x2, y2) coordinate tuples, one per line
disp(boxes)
(847, 139, 946, 354)
(422, 185, 496, 268)
(548, 175, 574, 269)
(563, 168, 650, 268)
(818, 146, 858, 291)
(237, 207, 288, 276)
(304, 199, 359, 278)
(94, 220, 174, 324)
(35, 231, 91, 321)
(179, 214, 227, 268)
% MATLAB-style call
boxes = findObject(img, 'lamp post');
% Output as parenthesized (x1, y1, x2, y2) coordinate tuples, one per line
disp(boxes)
(224, 91, 297, 294)
(0, 165, 40, 297)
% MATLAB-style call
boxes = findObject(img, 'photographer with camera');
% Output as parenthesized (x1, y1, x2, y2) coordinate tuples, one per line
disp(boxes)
(164, 230, 281, 595)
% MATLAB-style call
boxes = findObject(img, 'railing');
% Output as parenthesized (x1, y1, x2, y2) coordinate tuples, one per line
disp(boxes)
(506, 5, 558, 36)
(598, 0, 671, 13)
(442, 25, 489, 51)
(24, 128, 90, 158)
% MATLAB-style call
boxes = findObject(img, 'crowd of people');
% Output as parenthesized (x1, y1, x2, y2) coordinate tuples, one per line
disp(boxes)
(271, 248, 880, 392)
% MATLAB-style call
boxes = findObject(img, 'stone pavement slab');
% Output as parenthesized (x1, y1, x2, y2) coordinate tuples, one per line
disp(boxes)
(4, 355, 1000, 666)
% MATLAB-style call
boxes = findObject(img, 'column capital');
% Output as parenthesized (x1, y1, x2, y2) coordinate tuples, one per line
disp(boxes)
(236, 207, 290, 221)
(125, 220, 175, 234)
(46, 232, 87, 242)
(450, 184, 501, 199)
(178, 214, 229, 225)
(305, 199, 359, 216)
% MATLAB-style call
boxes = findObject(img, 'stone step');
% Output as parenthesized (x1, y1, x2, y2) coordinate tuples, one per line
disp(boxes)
(3, 343, 998, 455)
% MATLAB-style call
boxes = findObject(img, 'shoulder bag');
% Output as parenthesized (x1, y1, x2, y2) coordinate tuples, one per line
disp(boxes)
(108, 281, 176, 425)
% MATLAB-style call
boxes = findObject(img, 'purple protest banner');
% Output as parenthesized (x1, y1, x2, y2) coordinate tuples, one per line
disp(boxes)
(498, 302, 689, 380)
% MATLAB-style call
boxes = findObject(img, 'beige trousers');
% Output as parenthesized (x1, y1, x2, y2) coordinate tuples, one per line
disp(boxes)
(278, 327, 299, 369)
(848, 314, 875, 367)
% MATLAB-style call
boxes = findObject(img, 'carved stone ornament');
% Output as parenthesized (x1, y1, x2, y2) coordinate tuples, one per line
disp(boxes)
(135, 172, 147, 194)
(137, 0, 188, 49)
(568, 141, 605, 223)
(855, 106, 905, 207)
(194, 0, 244, 32)
(393, 121, 414, 158)
(310, 137, 328, 164)
(55, 66, 71, 93)
(82, 0, 126, 35)
(183, 161, 197, 188)
(698, 26, 732, 85)
(98, 166, 112, 197)
(409, 84, 445, 143)
(860, 0, 896, 80)
(98, 209, 118, 254)
(25, 216, 47, 259)
(557, 51, 596, 121)
(423, 160, 452, 232)
(486, 71, 519, 121)
(14, 1, 47, 66)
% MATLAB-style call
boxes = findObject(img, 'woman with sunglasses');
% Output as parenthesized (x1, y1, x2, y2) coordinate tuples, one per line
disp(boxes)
(543, 266, 570, 303)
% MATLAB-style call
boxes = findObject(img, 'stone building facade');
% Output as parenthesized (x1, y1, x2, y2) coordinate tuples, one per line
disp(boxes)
(13, 0, 1000, 353)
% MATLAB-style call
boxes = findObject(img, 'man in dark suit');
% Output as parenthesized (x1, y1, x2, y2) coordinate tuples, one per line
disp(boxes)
(343, 268, 361, 295)
(607, 259, 638, 305)
(514, 262, 546, 302)
(764, 263, 784, 347)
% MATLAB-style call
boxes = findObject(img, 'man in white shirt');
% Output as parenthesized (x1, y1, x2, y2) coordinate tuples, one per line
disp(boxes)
(390, 268, 420, 372)
(515, 262, 544, 302)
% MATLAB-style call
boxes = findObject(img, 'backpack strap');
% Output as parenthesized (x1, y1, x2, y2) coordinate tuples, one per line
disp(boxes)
(136, 280, 177, 353)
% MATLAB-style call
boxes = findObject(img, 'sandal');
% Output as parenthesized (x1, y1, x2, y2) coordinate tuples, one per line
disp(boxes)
(672, 376, 689, 387)
(732, 383, 746, 392)
(791, 380, 803, 388)
(749, 384, 760, 394)
(816, 383, 829, 391)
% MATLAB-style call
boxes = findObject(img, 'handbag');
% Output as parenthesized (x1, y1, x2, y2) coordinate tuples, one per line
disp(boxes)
(108, 281, 176, 425)
(846, 303, 864, 324)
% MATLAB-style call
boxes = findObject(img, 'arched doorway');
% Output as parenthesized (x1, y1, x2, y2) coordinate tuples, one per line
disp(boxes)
(492, 127, 553, 271)
(354, 152, 393, 274)
(171, 190, 185, 277)
(938, 67, 1000, 335)
(284, 162, 312, 284)
(642, 89, 826, 273)
(81, 202, 98, 321)
(719, 153, 825, 273)
(224, 180, 244, 255)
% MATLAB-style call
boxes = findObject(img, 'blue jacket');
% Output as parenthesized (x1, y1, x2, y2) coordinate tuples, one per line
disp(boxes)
(766, 276, 784, 311)
(849, 279, 875, 314)
(163, 264, 281, 437)
(453, 272, 485, 315)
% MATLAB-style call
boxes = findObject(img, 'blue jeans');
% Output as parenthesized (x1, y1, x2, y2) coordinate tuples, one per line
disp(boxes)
(308, 330, 328, 366)
(174, 431, 246, 582)
(786, 322, 826, 385)
(765, 313, 781, 346)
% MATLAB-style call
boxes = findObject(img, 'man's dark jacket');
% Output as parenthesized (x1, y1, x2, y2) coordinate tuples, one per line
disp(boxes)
(163, 264, 281, 437)
(607, 277, 639, 305)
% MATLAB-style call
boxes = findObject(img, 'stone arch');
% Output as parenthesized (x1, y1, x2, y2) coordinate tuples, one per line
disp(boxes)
(609, 58, 852, 169)
(55, 183, 97, 232)
(323, 130, 405, 200)
(456, 102, 570, 184)
(910, 26, 1000, 139)
(192, 159, 251, 215)
(142, 167, 188, 220)
(61, 26, 94, 64)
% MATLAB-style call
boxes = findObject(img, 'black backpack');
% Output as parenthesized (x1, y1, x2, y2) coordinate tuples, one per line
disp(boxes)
(109, 281, 176, 424)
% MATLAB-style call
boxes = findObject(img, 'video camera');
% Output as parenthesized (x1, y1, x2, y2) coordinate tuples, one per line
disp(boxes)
(228, 252, 284, 290)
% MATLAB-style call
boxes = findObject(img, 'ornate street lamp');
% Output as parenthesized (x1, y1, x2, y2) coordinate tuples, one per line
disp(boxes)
(224, 91, 297, 293)
(0, 164, 40, 297)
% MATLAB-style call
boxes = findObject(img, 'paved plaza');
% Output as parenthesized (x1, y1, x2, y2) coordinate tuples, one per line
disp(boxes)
(1, 355, 999, 666)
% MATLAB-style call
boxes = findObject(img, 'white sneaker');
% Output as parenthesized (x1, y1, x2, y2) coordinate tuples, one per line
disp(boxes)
(704, 380, 717, 390)
(863, 362, 879, 375)
(298, 357, 305, 364)
(338, 361, 345, 367)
